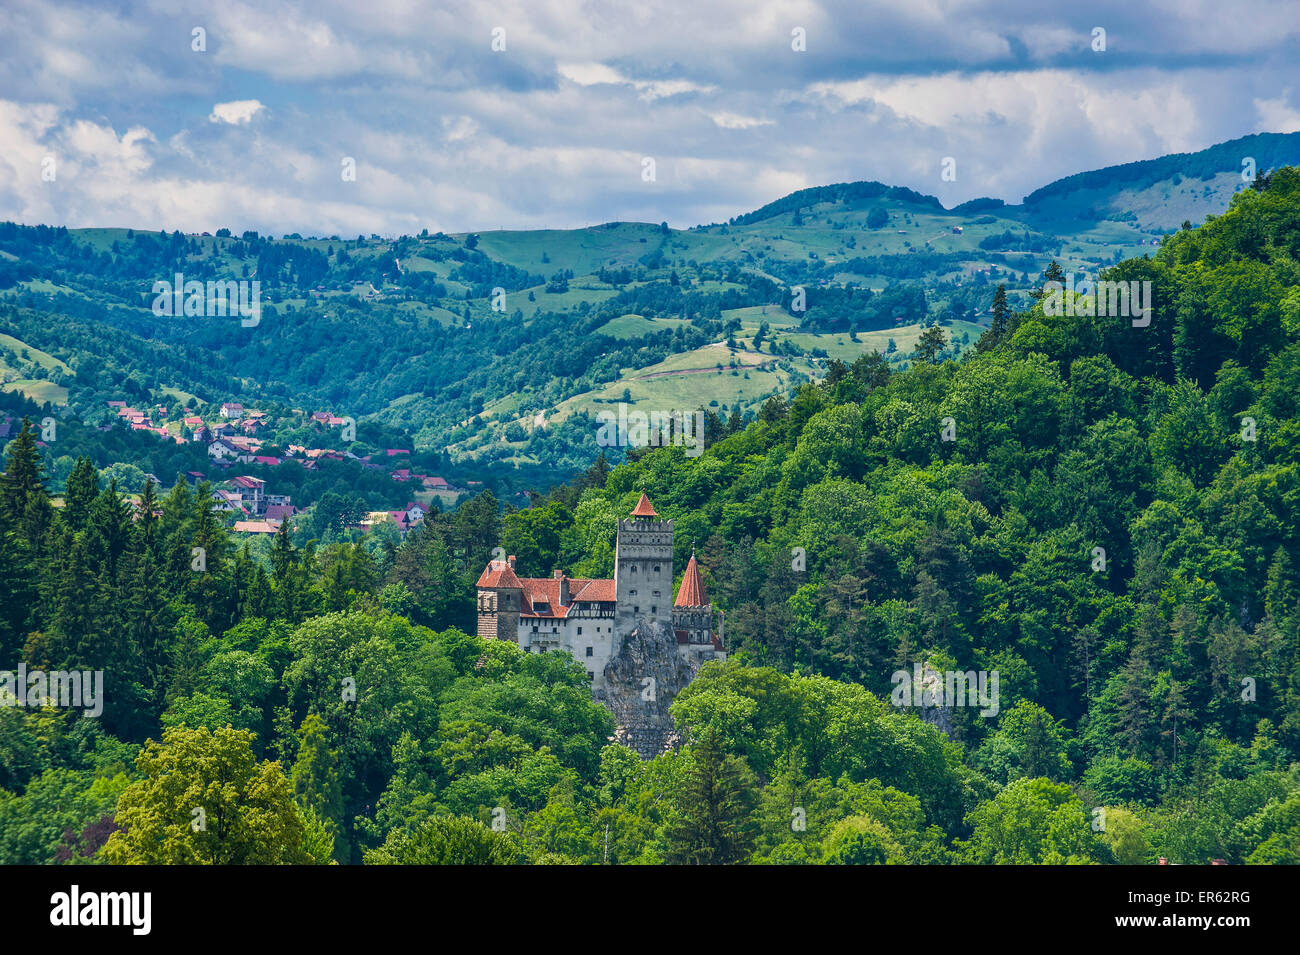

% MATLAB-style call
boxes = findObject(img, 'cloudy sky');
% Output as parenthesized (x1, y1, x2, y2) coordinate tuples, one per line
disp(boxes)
(1, 0, 1297, 236)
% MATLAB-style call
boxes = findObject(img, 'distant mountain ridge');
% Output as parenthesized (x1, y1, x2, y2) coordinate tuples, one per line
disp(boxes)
(3, 132, 1298, 476)
(1019, 131, 1300, 206)
(725, 131, 1300, 225)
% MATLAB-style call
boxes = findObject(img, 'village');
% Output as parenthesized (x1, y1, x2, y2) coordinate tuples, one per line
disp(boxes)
(95, 400, 466, 537)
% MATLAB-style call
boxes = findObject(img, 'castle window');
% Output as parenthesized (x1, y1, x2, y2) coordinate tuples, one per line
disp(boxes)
(629, 565, 637, 573)
(634, 606, 640, 614)
(577, 626, 582, 635)
(585, 647, 593, 657)
(651, 606, 657, 614)
(653, 590, 660, 597)
(587, 672, 595, 681)
(653, 565, 660, 572)
(630, 589, 637, 596)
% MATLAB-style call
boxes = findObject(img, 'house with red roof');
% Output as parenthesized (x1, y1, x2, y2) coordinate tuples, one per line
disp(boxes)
(233, 519, 280, 534)
(264, 503, 296, 523)
(228, 474, 266, 513)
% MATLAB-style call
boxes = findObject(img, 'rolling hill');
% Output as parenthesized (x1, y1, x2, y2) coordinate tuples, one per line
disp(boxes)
(1, 131, 1297, 478)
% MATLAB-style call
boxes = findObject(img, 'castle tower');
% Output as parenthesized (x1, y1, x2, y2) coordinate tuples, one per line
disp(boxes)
(614, 493, 674, 632)
(475, 555, 523, 642)
(672, 548, 714, 646)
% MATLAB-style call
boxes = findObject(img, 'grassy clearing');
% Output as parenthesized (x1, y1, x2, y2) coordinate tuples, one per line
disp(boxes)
(3, 380, 69, 405)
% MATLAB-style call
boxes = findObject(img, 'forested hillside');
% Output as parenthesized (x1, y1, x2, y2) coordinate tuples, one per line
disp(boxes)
(2, 167, 1299, 866)
(4, 133, 1296, 481)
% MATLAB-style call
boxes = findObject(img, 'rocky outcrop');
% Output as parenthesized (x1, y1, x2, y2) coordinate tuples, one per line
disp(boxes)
(597, 618, 700, 759)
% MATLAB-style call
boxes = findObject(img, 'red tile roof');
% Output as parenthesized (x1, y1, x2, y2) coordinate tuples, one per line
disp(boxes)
(675, 551, 709, 607)
(233, 520, 279, 534)
(519, 576, 616, 617)
(475, 561, 617, 617)
(631, 492, 658, 517)
(570, 579, 616, 602)
(476, 559, 524, 589)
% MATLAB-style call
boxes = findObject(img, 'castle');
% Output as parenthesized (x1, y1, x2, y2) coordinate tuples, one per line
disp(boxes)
(474, 493, 725, 698)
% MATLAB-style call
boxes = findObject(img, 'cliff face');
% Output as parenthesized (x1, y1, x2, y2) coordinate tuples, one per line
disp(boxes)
(597, 618, 700, 759)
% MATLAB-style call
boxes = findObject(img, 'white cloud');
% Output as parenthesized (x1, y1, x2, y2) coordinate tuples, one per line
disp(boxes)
(209, 100, 265, 125)
(1254, 95, 1300, 134)
(0, 1, 1297, 234)
(558, 61, 714, 101)
(708, 111, 774, 129)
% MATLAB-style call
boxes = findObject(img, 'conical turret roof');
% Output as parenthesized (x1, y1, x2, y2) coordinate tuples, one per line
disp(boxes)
(675, 550, 709, 607)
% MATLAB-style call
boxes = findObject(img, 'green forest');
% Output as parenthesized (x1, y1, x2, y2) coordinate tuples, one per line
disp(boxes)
(7, 133, 1294, 485)
(2, 168, 1300, 866)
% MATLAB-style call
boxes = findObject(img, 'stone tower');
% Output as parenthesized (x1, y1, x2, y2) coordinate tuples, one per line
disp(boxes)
(614, 493, 674, 632)
(672, 548, 714, 646)
(475, 555, 523, 641)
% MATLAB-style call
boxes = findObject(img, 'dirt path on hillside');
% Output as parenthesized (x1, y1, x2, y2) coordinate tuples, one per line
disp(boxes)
(633, 360, 778, 380)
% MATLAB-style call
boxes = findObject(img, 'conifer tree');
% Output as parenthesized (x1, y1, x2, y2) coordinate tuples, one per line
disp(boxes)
(986, 284, 1011, 345)
(125, 479, 171, 709)
(291, 714, 346, 859)
(1, 419, 44, 522)
(665, 732, 759, 864)
(62, 456, 98, 530)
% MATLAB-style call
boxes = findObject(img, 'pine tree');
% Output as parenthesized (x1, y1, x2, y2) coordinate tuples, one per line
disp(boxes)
(0, 512, 34, 657)
(125, 479, 171, 711)
(1033, 260, 1066, 301)
(1, 419, 45, 522)
(990, 284, 1010, 337)
(270, 521, 314, 623)
(62, 456, 99, 530)
(913, 326, 948, 364)
(270, 521, 296, 583)
(664, 733, 759, 864)
(291, 714, 346, 860)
